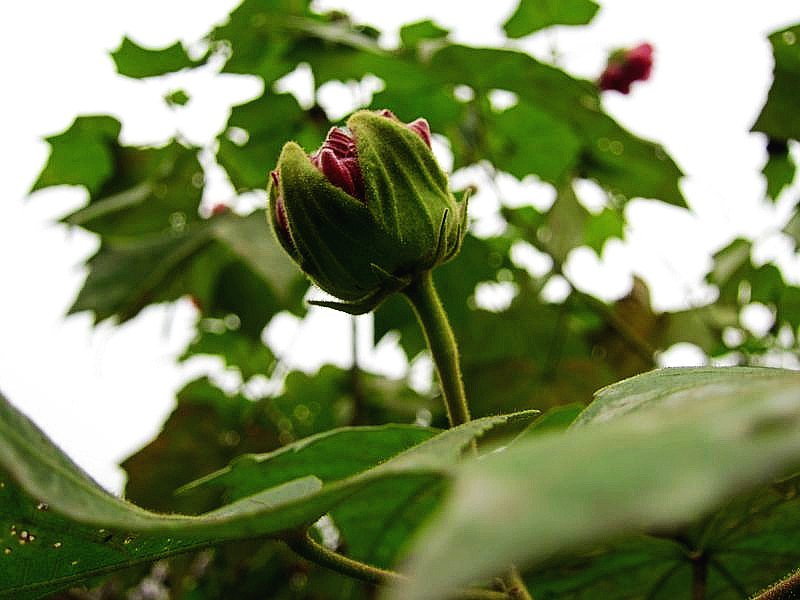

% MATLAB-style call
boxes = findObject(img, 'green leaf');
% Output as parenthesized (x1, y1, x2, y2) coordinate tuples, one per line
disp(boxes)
(526, 475, 800, 600)
(504, 0, 600, 38)
(164, 88, 191, 107)
(575, 111, 685, 206)
(181, 424, 437, 501)
(218, 92, 329, 191)
(516, 403, 583, 438)
(584, 207, 624, 254)
(64, 142, 204, 239)
(111, 36, 196, 78)
(181, 326, 275, 380)
(427, 45, 685, 206)
(0, 387, 529, 598)
(30, 115, 121, 196)
(392, 367, 800, 600)
(69, 223, 216, 322)
(752, 25, 800, 140)
(399, 20, 449, 48)
(487, 101, 582, 184)
(763, 139, 796, 200)
(70, 210, 305, 332)
(573, 366, 785, 426)
(544, 182, 590, 262)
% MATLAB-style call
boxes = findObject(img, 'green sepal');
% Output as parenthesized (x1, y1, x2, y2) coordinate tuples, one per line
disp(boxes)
(276, 142, 384, 301)
(309, 264, 413, 314)
(348, 111, 463, 272)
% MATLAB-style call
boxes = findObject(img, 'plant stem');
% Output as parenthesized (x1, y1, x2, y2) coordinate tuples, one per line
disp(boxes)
(283, 530, 509, 599)
(402, 270, 471, 427)
(691, 552, 707, 600)
(403, 271, 534, 600)
(284, 529, 400, 585)
(751, 567, 800, 599)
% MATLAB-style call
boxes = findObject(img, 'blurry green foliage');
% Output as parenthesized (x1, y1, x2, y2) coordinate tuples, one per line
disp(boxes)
(10, 0, 800, 598)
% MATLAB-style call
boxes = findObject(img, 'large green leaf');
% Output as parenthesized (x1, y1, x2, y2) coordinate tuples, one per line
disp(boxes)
(63, 142, 204, 239)
(572, 366, 784, 426)
(0, 389, 529, 598)
(70, 211, 304, 334)
(111, 36, 196, 78)
(181, 424, 437, 501)
(427, 45, 685, 206)
(391, 367, 800, 600)
(753, 24, 800, 141)
(525, 474, 800, 600)
(503, 0, 599, 38)
(486, 101, 582, 184)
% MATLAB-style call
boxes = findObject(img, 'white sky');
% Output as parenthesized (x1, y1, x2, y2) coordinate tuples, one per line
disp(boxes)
(0, 1, 799, 492)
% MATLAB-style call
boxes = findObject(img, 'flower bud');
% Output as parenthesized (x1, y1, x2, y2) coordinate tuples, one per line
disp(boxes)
(598, 43, 653, 94)
(269, 109, 468, 314)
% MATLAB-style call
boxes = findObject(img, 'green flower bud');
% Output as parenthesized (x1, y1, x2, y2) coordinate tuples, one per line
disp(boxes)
(268, 109, 468, 314)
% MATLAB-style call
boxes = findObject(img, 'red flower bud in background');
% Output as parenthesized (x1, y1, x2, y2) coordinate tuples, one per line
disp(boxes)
(598, 43, 654, 94)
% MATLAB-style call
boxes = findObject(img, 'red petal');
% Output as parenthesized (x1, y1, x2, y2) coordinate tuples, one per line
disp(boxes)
(407, 118, 432, 148)
(319, 148, 357, 198)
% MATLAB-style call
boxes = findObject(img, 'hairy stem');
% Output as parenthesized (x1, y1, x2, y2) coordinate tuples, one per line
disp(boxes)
(751, 567, 800, 599)
(403, 271, 534, 600)
(402, 270, 471, 427)
(284, 530, 509, 599)
(284, 529, 400, 585)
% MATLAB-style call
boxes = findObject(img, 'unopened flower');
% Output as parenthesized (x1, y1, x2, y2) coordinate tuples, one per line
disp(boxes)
(269, 109, 467, 314)
(598, 43, 654, 94)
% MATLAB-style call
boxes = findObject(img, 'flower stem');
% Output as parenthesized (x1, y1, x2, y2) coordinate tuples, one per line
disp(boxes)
(402, 270, 471, 427)
(283, 529, 508, 599)
(284, 529, 399, 585)
(403, 271, 534, 600)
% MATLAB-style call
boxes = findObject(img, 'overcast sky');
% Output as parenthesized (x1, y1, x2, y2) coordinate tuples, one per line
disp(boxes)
(1, 1, 798, 492)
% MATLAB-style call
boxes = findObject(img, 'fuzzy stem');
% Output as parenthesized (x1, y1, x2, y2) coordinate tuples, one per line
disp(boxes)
(402, 270, 471, 427)
(403, 271, 535, 600)
(284, 530, 399, 585)
(284, 530, 508, 599)
(751, 567, 800, 599)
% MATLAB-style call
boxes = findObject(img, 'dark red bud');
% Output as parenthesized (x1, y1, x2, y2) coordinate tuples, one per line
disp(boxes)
(310, 127, 365, 201)
(599, 42, 653, 94)
(210, 203, 229, 216)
